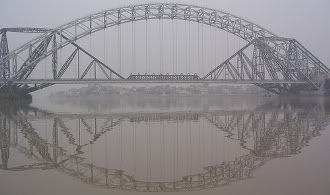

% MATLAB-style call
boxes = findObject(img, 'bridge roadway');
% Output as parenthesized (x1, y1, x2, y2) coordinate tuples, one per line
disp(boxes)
(0, 79, 310, 85)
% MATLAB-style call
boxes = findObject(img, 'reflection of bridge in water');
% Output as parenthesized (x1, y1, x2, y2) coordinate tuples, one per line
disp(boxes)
(0, 101, 329, 192)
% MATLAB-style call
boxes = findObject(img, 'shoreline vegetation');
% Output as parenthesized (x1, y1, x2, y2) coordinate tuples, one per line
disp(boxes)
(50, 84, 272, 98)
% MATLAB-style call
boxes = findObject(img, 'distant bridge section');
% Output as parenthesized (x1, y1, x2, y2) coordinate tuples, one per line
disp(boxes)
(127, 74, 201, 81)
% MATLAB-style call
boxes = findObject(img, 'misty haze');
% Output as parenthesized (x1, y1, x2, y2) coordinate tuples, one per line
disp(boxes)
(1, 0, 330, 195)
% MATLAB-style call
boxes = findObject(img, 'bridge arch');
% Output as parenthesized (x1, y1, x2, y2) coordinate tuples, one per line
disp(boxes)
(1, 3, 277, 77)
(0, 3, 329, 95)
(3, 3, 276, 60)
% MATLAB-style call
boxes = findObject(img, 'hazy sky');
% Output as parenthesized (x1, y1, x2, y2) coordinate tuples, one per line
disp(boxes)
(1, 0, 330, 65)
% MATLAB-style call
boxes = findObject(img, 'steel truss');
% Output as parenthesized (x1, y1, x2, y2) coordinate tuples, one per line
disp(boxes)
(0, 3, 329, 95)
(203, 38, 329, 94)
(0, 28, 51, 81)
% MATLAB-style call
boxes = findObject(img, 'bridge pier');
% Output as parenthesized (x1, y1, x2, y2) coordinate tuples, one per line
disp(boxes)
(277, 74, 329, 96)
(279, 84, 329, 97)
(0, 86, 32, 101)
(0, 93, 32, 101)
(323, 78, 330, 93)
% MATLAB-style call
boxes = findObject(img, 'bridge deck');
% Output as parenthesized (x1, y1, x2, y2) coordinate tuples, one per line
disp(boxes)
(0, 79, 310, 85)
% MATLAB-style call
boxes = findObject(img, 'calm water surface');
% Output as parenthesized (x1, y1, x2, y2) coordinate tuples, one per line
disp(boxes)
(1, 95, 330, 195)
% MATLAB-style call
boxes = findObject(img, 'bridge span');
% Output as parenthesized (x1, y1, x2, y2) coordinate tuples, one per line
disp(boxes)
(0, 3, 329, 97)
(0, 79, 309, 85)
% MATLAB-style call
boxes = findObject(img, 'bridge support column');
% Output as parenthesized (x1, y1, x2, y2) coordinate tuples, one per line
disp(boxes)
(323, 76, 330, 95)
(279, 83, 327, 96)
(0, 86, 32, 101)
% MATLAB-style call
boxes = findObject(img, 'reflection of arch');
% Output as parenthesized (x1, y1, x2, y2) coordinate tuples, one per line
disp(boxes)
(1, 3, 329, 94)
(1, 102, 329, 191)
(56, 153, 266, 191)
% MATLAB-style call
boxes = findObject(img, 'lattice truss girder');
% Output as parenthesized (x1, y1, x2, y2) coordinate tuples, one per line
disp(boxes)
(0, 31, 123, 94)
(0, 3, 329, 95)
(0, 28, 51, 80)
(203, 38, 329, 94)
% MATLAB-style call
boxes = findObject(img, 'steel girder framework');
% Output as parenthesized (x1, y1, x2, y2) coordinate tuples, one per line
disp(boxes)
(1, 102, 328, 191)
(202, 38, 329, 94)
(0, 28, 51, 80)
(0, 3, 329, 95)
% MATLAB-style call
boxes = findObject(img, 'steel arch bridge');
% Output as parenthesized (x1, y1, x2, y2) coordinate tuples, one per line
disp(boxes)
(0, 3, 329, 96)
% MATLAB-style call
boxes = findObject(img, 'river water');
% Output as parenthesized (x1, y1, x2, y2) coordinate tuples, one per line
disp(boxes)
(1, 95, 330, 195)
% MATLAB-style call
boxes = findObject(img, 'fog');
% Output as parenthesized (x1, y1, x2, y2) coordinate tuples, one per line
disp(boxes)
(1, 2, 330, 194)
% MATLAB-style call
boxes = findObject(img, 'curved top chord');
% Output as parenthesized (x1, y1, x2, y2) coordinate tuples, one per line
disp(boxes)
(1, 3, 275, 62)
